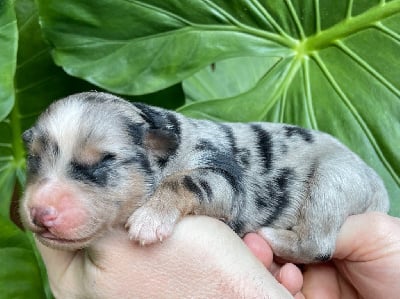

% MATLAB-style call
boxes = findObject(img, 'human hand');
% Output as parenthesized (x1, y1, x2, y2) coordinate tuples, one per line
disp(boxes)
(36, 216, 295, 299)
(303, 212, 400, 299)
(243, 233, 304, 299)
(245, 212, 400, 299)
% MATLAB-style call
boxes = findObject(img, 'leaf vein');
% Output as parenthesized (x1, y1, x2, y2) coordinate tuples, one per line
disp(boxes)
(260, 58, 302, 120)
(247, 0, 287, 35)
(374, 22, 400, 43)
(17, 48, 50, 69)
(313, 53, 399, 185)
(335, 41, 400, 98)
(303, 59, 319, 129)
(285, 0, 306, 39)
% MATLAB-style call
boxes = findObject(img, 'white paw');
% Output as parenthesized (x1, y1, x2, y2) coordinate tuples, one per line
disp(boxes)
(126, 205, 180, 245)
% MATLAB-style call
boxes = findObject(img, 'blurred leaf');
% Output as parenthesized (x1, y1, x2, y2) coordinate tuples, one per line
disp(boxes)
(0, 215, 50, 299)
(0, 0, 17, 121)
(0, 0, 18, 219)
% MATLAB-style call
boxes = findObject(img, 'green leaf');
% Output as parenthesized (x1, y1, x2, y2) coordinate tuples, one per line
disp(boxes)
(0, 215, 49, 299)
(36, 0, 294, 95)
(0, 0, 17, 121)
(178, 1, 400, 216)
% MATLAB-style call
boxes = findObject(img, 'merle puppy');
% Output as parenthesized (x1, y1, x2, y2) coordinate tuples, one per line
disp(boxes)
(20, 92, 389, 263)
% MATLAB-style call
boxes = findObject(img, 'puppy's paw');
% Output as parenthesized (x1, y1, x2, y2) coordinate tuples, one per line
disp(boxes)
(126, 205, 180, 245)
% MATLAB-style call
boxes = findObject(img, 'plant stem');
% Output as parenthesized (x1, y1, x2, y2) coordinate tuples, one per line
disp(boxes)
(10, 96, 25, 173)
(303, 1, 400, 51)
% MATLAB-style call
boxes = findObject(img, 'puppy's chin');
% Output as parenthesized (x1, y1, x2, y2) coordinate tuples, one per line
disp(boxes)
(35, 231, 96, 251)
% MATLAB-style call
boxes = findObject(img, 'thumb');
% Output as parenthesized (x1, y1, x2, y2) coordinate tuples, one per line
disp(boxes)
(334, 212, 400, 261)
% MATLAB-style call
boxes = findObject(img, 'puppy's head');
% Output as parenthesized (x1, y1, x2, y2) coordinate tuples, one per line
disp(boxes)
(20, 92, 159, 250)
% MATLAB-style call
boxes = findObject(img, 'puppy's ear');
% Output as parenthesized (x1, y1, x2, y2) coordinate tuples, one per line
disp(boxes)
(22, 128, 35, 146)
(143, 129, 179, 159)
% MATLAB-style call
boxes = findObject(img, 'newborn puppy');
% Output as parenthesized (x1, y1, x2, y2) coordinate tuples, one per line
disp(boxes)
(20, 92, 389, 263)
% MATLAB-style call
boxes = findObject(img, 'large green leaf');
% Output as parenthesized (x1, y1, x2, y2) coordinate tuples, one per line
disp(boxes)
(178, 2, 400, 215)
(36, 0, 293, 95)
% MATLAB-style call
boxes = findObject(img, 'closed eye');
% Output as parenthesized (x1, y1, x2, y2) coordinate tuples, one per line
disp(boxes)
(69, 152, 117, 186)
(100, 152, 116, 164)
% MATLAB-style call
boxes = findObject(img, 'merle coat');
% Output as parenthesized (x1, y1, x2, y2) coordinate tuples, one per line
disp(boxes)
(21, 92, 389, 263)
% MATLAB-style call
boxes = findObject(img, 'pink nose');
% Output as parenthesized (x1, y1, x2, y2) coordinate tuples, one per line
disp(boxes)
(30, 206, 58, 228)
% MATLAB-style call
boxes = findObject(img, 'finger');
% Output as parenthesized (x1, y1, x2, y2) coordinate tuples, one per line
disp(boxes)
(301, 263, 341, 299)
(243, 233, 274, 269)
(333, 213, 400, 299)
(334, 212, 400, 261)
(294, 292, 305, 299)
(243, 232, 304, 296)
(302, 263, 358, 299)
(275, 263, 303, 296)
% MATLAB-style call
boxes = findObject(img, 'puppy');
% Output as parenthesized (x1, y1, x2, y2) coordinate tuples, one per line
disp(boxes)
(20, 92, 389, 263)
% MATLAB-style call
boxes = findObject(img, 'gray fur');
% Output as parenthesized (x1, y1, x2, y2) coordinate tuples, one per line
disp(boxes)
(21, 92, 389, 263)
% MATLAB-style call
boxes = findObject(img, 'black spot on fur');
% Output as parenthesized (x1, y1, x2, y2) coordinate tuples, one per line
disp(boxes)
(199, 179, 213, 202)
(284, 126, 314, 143)
(134, 103, 163, 129)
(256, 168, 294, 226)
(126, 122, 145, 145)
(196, 126, 244, 195)
(237, 148, 251, 167)
(255, 190, 273, 210)
(251, 124, 274, 172)
(275, 167, 293, 190)
(166, 113, 181, 148)
(219, 124, 239, 158)
(195, 139, 218, 152)
(22, 128, 34, 145)
(228, 219, 246, 236)
(34, 132, 60, 158)
(25, 131, 60, 178)
(315, 253, 331, 262)
(202, 149, 244, 194)
(156, 157, 169, 168)
(26, 153, 41, 177)
(123, 152, 153, 177)
(183, 176, 204, 202)
(37, 134, 49, 150)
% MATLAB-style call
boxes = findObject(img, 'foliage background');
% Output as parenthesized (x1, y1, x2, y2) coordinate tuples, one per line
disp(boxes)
(0, 0, 399, 297)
